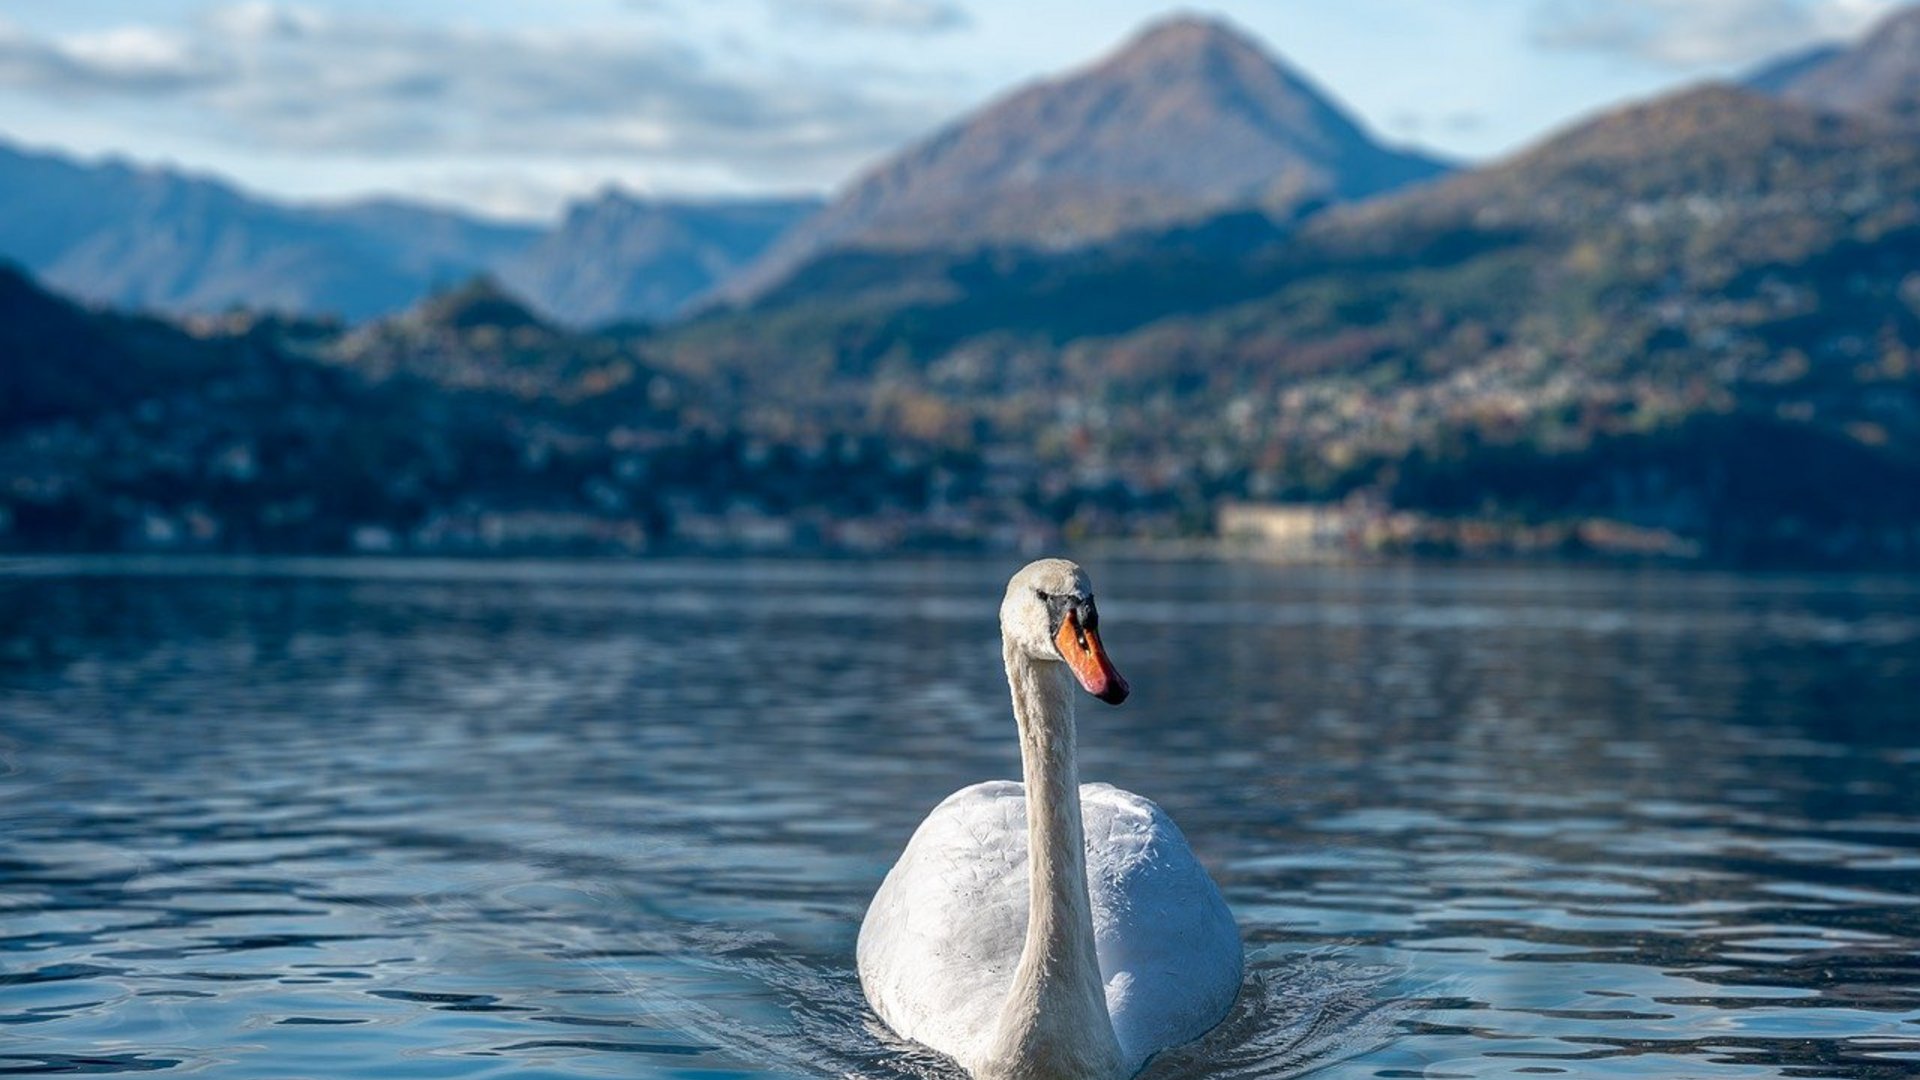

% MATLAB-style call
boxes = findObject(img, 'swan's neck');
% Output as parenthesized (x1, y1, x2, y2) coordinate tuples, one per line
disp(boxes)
(984, 647, 1123, 1080)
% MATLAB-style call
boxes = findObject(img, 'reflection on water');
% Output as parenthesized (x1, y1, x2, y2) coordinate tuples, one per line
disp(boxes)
(1, 556, 1917, 1079)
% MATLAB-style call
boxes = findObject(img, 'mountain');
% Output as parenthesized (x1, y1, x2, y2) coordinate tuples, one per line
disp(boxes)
(336, 276, 586, 394)
(0, 141, 819, 326)
(0, 142, 540, 323)
(1329, 83, 1919, 257)
(1742, 44, 1845, 96)
(1747, 4, 1920, 122)
(0, 264, 985, 554)
(409, 275, 551, 334)
(718, 14, 1448, 303)
(0, 262, 241, 427)
(496, 191, 820, 327)
(658, 80, 1920, 564)
(693, 85, 1917, 368)
(12, 21, 1920, 563)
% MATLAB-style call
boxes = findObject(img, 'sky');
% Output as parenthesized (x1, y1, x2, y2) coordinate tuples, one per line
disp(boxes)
(0, 0, 1905, 221)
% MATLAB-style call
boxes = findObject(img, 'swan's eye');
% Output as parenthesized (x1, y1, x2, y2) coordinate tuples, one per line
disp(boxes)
(1035, 589, 1049, 602)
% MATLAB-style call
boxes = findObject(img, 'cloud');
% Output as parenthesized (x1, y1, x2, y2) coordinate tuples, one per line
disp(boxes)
(777, 0, 970, 33)
(1528, 0, 1902, 69)
(0, 3, 953, 187)
(0, 19, 225, 94)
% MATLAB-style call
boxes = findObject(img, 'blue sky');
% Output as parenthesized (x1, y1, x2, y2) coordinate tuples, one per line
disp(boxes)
(0, 0, 1902, 220)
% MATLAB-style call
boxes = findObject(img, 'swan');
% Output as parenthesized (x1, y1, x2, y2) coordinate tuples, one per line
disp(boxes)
(859, 558, 1242, 1080)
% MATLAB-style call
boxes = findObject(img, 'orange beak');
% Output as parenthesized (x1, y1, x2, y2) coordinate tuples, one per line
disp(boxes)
(1055, 613, 1130, 705)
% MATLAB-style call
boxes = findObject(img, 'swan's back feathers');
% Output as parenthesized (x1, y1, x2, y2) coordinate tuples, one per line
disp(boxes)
(858, 782, 1242, 1075)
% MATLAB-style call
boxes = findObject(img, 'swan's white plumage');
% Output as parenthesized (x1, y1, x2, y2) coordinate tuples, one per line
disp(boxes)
(859, 779, 1242, 1077)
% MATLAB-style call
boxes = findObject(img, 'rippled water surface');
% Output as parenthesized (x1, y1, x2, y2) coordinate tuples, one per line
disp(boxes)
(3, 557, 1919, 1079)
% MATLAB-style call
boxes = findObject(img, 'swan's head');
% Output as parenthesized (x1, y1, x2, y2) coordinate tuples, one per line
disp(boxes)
(1001, 558, 1130, 705)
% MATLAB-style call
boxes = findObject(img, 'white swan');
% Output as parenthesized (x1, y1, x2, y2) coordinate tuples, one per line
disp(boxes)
(859, 558, 1242, 1080)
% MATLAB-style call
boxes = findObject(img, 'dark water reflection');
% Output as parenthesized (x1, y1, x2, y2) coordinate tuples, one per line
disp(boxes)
(1, 557, 1917, 1079)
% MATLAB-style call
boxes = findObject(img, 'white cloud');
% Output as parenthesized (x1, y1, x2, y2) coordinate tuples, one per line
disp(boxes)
(1529, 0, 1902, 69)
(777, 0, 971, 33)
(0, 3, 952, 187)
(0, 17, 224, 93)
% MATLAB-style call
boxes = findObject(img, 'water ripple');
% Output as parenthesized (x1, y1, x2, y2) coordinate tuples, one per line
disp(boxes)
(1, 558, 1917, 1078)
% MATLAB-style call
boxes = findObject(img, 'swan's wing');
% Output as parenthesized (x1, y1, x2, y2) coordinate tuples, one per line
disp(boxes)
(857, 781, 1029, 1070)
(858, 782, 1243, 1076)
(1082, 784, 1244, 1073)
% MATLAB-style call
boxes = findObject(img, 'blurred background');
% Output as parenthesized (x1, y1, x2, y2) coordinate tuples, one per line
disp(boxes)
(3, 0, 1919, 565)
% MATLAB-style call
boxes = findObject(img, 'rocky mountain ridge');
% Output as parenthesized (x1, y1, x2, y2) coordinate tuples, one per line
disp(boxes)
(0, 142, 817, 326)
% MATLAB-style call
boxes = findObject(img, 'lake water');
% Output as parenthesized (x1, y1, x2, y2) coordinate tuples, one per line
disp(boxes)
(2, 556, 1918, 1079)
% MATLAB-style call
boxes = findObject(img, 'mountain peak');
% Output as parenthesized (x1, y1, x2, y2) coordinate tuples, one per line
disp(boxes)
(498, 193, 821, 325)
(717, 12, 1446, 303)
(410, 275, 548, 333)
(1107, 12, 1269, 63)
(1088, 13, 1325, 110)
(1748, 1, 1920, 122)
(1876, 4, 1920, 35)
